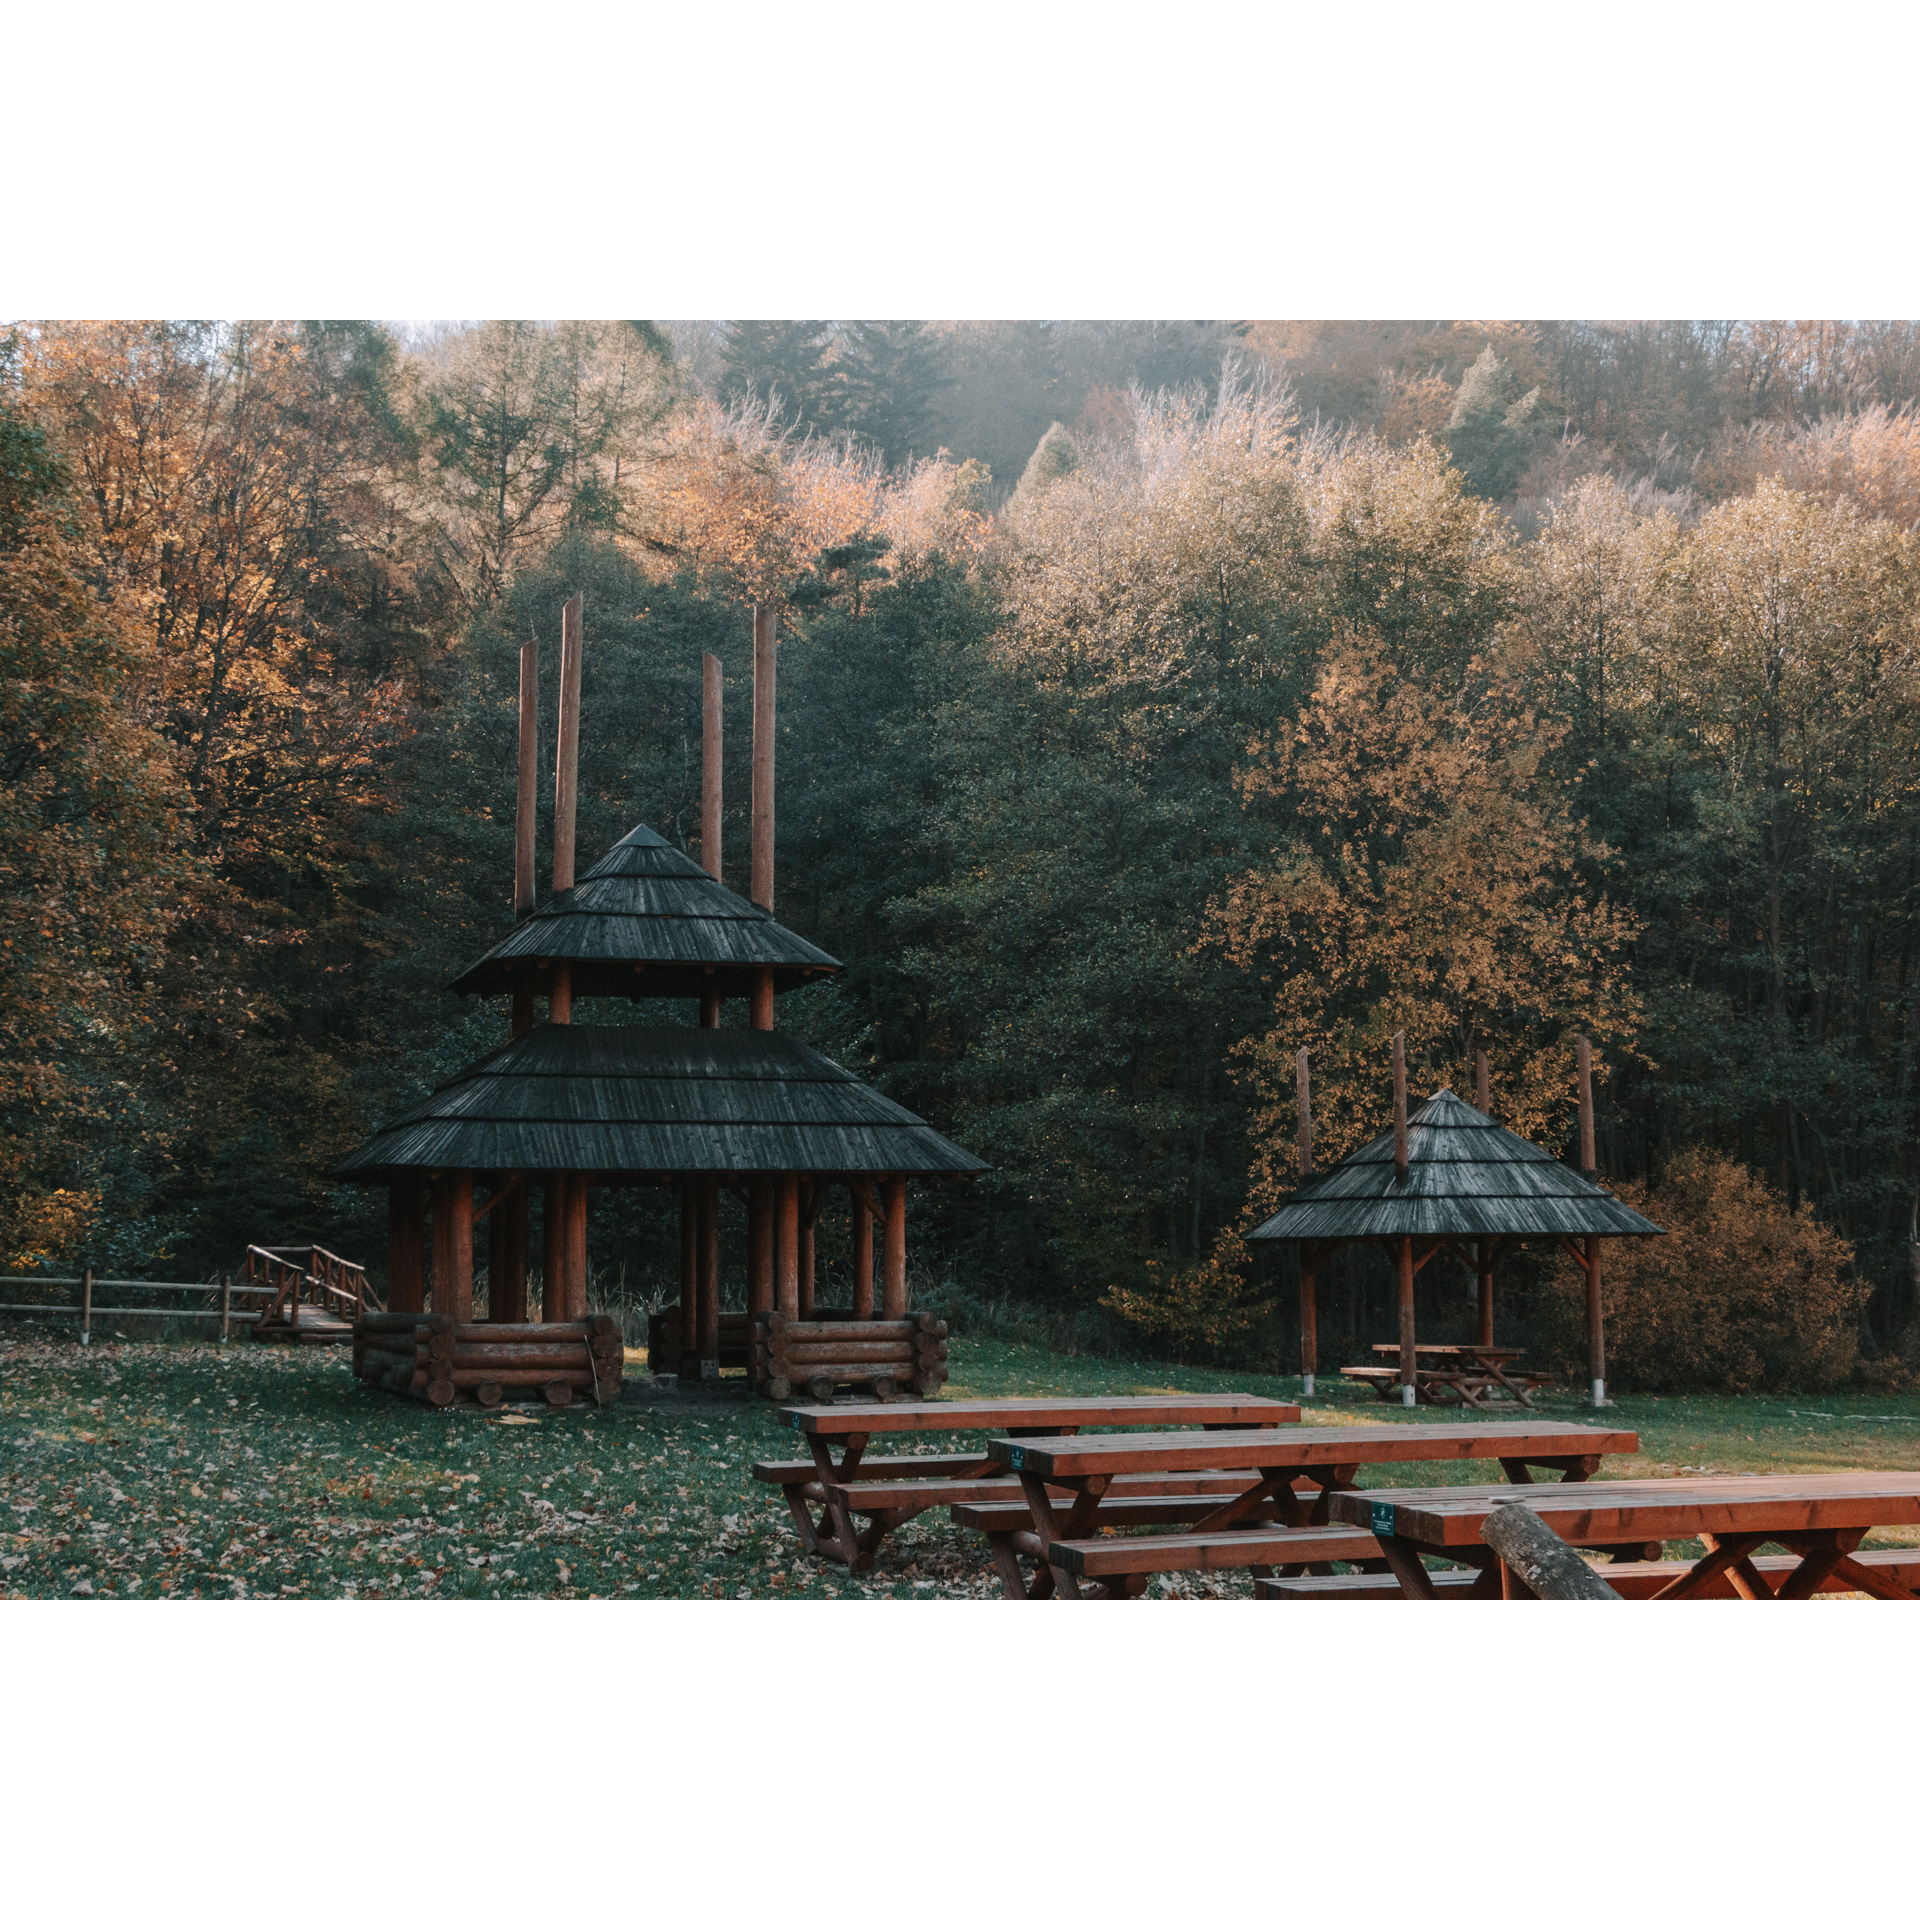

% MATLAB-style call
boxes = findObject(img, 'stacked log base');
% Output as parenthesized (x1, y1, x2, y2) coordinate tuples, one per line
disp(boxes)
(647, 1308, 751, 1377)
(352, 1313, 624, 1408)
(750, 1312, 948, 1402)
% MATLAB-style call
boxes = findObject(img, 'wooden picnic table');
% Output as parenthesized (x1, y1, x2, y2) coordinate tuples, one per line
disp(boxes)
(758, 1394, 1298, 1570)
(1331, 1473, 1920, 1598)
(977, 1420, 1640, 1598)
(1345, 1344, 1553, 1409)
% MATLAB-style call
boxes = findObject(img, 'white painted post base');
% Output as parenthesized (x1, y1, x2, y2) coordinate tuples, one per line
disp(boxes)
(1591, 1378, 1607, 1408)
(1400, 1384, 1416, 1408)
(1301, 1372, 1315, 1398)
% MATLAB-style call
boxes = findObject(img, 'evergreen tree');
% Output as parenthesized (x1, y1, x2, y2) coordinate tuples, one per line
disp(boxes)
(1006, 421, 1079, 515)
(717, 321, 842, 436)
(1445, 345, 1541, 498)
(839, 321, 952, 466)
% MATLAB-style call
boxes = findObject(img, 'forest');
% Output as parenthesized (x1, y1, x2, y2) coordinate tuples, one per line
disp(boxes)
(6, 316, 1920, 1389)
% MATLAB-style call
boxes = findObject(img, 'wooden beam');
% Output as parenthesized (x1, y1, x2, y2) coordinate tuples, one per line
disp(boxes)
(748, 1173, 774, 1318)
(697, 1174, 720, 1379)
(1577, 1034, 1597, 1174)
(387, 1175, 426, 1317)
(434, 1171, 474, 1324)
(549, 961, 572, 1025)
(515, 638, 538, 918)
(1477, 1237, 1495, 1348)
(500, 1181, 529, 1325)
(679, 1178, 698, 1376)
(701, 650, 723, 882)
(776, 1172, 800, 1318)
(1475, 1046, 1490, 1116)
(1586, 1231, 1606, 1407)
(1296, 1047, 1312, 1177)
(751, 605, 776, 911)
(1298, 1259, 1318, 1397)
(472, 1172, 523, 1225)
(553, 592, 583, 893)
(565, 1172, 589, 1321)
(798, 1177, 816, 1319)
(541, 1176, 566, 1322)
(1396, 1234, 1415, 1405)
(750, 965, 774, 1030)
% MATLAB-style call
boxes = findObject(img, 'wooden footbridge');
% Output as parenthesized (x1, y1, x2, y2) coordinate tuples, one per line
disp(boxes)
(243, 1245, 376, 1345)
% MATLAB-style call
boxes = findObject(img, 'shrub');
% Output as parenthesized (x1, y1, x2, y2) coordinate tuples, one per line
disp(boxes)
(1100, 1231, 1273, 1362)
(1544, 1149, 1865, 1392)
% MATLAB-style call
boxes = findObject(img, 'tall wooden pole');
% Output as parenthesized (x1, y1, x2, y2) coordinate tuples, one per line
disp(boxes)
(1392, 1030, 1408, 1177)
(882, 1176, 907, 1320)
(1396, 1235, 1416, 1408)
(850, 1178, 875, 1319)
(486, 1185, 507, 1323)
(697, 1174, 720, 1379)
(554, 593, 583, 893)
(1476, 1239, 1495, 1348)
(514, 639, 537, 919)
(1475, 1047, 1490, 1116)
(678, 1178, 698, 1378)
(1296, 1049, 1316, 1396)
(701, 651, 724, 882)
(1577, 1035, 1605, 1406)
(388, 1175, 426, 1316)
(776, 1172, 800, 1319)
(565, 1174, 589, 1322)
(751, 607, 775, 911)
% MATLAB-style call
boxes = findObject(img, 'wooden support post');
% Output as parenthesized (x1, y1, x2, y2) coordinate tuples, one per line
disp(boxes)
(1577, 1034, 1597, 1176)
(500, 1182, 529, 1325)
(697, 1174, 720, 1380)
(487, 1184, 507, 1323)
(554, 592, 583, 894)
(80, 1265, 93, 1348)
(798, 1179, 817, 1319)
(541, 1175, 565, 1322)
(1392, 1030, 1408, 1177)
(565, 1174, 589, 1322)
(701, 651, 723, 882)
(747, 1174, 774, 1319)
(1477, 1240, 1495, 1350)
(515, 638, 537, 918)
(751, 606, 776, 911)
(750, 965, 774, 1031)
(1296, 1047, 1312, 1181)
(1475, 1046, 1491, 1116)
(1298, 1261, 1318, 1398)
(678, 1178, 698, 1377)
(1586, 1233, 1607, 1408)
(433, 1172, 474, 1324)
(388, 1174, 426, 1316)
(220, 1266, 232, 1344)
(1396, 1234, 1416, 1408)
(700, 977, 721, 1028)
(850, 1177, 874, 1319)
(549, 962, 573, 1025)
(882, 1175, 907, 1320)
(776, 1172, 800, 1319)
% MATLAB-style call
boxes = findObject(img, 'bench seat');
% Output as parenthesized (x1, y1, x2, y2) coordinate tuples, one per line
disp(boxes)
(750, 1452, 992, 1487)
(1050, 1525, 1386, 1579)
(825, 1471, 1310, 1518)
(1254, 1547, 1920, 1599)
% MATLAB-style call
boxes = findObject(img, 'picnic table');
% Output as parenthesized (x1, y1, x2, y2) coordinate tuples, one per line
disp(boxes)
(1332, 1473, 1920, 1599)
(974, 1420, 1639, 1598)
(753, 1394, 1298, 1570)
(1343, 1345, 1553, 1409)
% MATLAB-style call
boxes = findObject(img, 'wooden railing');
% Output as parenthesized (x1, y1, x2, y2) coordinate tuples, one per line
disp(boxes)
(0, 1270, 274, 1345)
(245, 1245, 377, 1333)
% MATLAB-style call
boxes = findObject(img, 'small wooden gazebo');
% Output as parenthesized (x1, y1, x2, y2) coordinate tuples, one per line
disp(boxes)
(332, 597, 983, 1406)
(1250, 1034, 1662, 1408)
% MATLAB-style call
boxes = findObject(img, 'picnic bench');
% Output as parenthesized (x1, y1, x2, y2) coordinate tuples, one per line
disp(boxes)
(1342, 1345, 1555, 1409)
(970, 1420, 1639, 1598)
(752, 1394, 1298, 1571)
(1332, 1473, 1920, 1599)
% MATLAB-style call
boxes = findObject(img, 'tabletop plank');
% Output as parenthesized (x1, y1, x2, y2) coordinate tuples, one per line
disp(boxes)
(986, 1421, 1638, 1478)
(783, 1393, 1298, 1437)
(1333, 1473, 1920, 1547)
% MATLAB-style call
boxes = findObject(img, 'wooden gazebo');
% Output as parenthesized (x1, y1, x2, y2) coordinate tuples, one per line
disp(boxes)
(332, 598, 984, 1406)
(1250, 1034, 1661, 1409)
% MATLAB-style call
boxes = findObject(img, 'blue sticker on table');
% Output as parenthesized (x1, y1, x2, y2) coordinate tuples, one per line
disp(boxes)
(1007, 1447, 1025, 1472)
(1369, 1500, 1396, 1537)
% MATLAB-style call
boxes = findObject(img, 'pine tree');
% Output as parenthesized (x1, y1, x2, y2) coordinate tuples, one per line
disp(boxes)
(839, 321, 951, 466)
(717, 321, 842, 436)
(1007, 421, 1080, 515)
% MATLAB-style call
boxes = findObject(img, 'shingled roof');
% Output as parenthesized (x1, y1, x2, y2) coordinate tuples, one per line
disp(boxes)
(447, 824, 841, 1001)
(331, 1023, 988, 1181)
(1249, 1087, 1662, 1244)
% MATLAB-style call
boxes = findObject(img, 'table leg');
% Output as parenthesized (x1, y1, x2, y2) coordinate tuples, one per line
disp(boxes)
(1016, 1470, 1109, 1600)
(1378, 1536, 1440, 1598)
(1649, 1533, 1771, 1599)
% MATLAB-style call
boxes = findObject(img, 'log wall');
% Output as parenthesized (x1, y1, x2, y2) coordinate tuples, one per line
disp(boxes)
(748, 1311, 948, 1403)
(352, 1313, 624, 1408)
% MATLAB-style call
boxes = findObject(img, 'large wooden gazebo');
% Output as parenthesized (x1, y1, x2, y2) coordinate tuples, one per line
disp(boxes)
(332, 598, 984, 1405)
(1250, 1035, 1662, 1409)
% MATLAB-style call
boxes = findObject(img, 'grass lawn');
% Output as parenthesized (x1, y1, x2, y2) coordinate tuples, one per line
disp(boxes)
(3, 1332, 1915, 1601)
